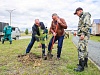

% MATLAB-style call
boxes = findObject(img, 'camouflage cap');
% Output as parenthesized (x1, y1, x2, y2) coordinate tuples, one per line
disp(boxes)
(74, 7, 83, 15)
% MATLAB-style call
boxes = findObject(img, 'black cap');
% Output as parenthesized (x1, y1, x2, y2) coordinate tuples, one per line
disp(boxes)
(74, 7, 83, 15)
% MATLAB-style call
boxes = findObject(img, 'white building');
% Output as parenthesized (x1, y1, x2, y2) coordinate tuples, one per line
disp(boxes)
(91, 19, 100, 35)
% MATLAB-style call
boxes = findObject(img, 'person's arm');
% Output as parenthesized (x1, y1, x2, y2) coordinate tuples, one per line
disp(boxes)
(50, 22, 56, 36)
(81, 13, 91, 35)
(32, 25, 37, 36)
(32, 25, 40, 41)
(57, 18, 67, 29)
(3, 26, 7, 33)
(40, 22, 45, 30)
(10, 27, 12, 35)
(50, 21, 54, 33)
(80, 13, 91, 40)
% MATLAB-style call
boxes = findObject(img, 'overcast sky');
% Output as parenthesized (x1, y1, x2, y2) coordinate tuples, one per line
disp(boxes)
(0, 0, 100, 31)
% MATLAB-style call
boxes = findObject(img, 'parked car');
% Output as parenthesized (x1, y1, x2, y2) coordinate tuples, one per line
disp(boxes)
(11, 27, 21, 40)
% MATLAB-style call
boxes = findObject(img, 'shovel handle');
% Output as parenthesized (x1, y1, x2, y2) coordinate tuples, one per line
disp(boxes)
(50, 23, 58, 51)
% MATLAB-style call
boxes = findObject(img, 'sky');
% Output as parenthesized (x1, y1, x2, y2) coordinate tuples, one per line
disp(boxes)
(0, 0, 100, 31)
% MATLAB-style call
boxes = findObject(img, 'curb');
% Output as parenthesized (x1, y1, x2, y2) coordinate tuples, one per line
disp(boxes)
(72, 39, 100, 70)
(88, 58, 100, 70)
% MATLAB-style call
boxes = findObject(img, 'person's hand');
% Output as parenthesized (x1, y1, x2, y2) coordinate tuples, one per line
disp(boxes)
(57, 18, 62, 24)
(53, 32, 56, 36)
(80, 34, 85, 40)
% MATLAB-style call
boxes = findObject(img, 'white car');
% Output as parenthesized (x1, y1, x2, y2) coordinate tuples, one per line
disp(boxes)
(11, 27, 21, 40)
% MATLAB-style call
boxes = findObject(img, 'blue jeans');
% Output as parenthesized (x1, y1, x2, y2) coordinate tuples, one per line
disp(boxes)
(26, 36, 36, 53)
(42, 44, 45, 55)
(48, 35, 64, 58)
(26, 36, 46, 54)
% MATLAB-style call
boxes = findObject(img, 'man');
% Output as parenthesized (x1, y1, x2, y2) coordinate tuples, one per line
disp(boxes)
(64, 31, 69, 39)
(2, 25, 12, 44)
(74, 7, 91, 72)
(26, 19, 46, 57)
(48, 13, 67, 60)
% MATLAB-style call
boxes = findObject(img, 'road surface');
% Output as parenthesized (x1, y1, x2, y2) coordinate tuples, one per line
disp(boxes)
(19, 36, 31, 40)
(72, 36, 100, 68)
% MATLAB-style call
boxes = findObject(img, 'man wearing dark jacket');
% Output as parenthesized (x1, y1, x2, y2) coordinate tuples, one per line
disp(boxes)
(26, 19, 46, 57)
(48, 13, 67, 59)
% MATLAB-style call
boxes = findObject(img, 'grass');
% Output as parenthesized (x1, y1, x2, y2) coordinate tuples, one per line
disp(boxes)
(0, 35, 100, 75)
(90, 35, 100, 42)
(21, 33, 32, 36)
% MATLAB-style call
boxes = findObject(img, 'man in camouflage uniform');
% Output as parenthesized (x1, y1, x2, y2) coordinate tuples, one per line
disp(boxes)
(74, 7, 91, 72)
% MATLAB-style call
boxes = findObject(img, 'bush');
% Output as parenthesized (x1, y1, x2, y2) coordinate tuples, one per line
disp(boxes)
(25, 28, 28, 35)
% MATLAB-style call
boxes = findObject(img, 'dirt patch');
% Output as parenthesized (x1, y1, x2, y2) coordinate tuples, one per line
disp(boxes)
(17, 53, 42, 67)
(0, 63, 7, 67)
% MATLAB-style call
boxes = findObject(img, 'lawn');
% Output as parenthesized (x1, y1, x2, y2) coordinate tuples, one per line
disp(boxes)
(21, 33, 32, 36)
(0, 35, 100, 75)
(90, 35, 100, 42)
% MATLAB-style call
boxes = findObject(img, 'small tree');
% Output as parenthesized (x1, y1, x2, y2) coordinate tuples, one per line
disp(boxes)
(25, 28, 28, 35)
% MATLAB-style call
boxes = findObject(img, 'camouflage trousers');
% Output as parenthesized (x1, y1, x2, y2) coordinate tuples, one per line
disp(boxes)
(78, 36, 89, 60)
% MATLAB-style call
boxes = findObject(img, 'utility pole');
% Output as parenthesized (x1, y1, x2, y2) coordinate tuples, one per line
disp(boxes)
(6, 9, 15, 25)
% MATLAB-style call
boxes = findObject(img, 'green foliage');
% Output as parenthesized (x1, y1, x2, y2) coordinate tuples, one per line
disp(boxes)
(25, 28, 28, 35)
(90, 35, 100, 42)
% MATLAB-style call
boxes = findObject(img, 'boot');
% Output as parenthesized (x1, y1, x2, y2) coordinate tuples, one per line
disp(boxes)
(10, 41, 12, 44)
(57, 47, 61, 59)
(2, 40, 4, 44)
(42, 49, 45, 58)
(84, 58, 88, 67)
(42, 53, 45, 58)
(74, 59, 84, 72)
(42, 49, 47, 60)
(47, 51, 53, 59)
(42, 53, 47, 60)
(77, 59, 81, 66)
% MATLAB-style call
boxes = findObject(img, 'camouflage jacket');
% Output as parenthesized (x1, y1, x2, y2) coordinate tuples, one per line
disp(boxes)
(77, 12, 91, 36)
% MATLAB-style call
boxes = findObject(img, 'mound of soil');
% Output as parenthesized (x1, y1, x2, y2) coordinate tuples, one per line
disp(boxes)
(17, 53, 42, 67)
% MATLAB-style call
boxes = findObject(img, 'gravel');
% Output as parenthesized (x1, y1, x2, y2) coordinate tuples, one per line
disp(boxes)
(72, 36, 100, 67)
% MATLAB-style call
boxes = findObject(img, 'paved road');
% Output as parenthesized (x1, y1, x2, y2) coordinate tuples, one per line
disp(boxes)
(72, 36, 100, 67)
(19, 36, 31, 40)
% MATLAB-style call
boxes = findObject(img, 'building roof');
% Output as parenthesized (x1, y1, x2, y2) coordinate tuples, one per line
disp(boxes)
(93, 19, 100, 24)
